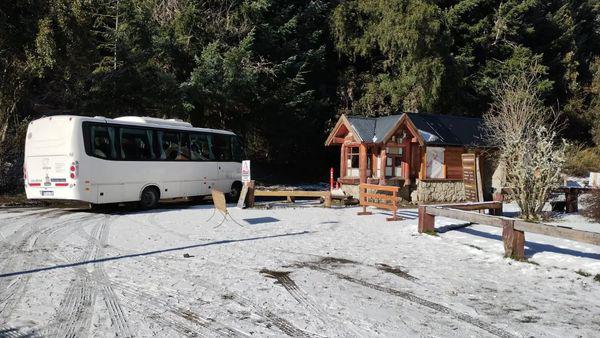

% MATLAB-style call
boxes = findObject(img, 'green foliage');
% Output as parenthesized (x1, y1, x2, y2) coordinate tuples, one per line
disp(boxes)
(563, 144, 600, 177)
(332, 0, 450, 114)
(0, 0, 600, 194)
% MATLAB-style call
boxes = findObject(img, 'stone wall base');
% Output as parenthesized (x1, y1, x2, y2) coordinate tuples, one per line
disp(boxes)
(413, 180, 465, 203)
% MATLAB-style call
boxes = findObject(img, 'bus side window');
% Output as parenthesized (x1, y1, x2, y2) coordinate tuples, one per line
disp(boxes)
(85, 123, 116, 160)
(120, 128, 154, 161)
(213, 134, 232, 161)
(177, 133, 191, 161)
(190, 133, 214, 161)
(156, 130, 179, 161)
(231, 136, 243, 162)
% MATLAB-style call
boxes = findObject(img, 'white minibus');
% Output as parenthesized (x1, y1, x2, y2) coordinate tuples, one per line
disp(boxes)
(24, 115, 244, 208)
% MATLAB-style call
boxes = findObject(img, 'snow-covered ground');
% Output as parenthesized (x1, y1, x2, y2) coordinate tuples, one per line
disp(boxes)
(0, 202, 599, 337)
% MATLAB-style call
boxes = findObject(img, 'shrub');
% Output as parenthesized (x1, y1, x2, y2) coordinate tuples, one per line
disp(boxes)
(582, 189, 600, 222)
(563, 144, 600, 177)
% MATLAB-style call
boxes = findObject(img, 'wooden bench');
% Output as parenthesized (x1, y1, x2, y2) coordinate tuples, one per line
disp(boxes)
(252, 190, 332, 208)
(357, 183, 401, 221)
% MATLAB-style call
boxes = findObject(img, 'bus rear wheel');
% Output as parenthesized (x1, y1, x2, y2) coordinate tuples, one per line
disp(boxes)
(140, 187, 159, 209)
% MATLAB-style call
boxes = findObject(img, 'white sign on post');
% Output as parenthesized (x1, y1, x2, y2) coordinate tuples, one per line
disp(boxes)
(426, 147, 445, 179)
(241, 160, 251, 182)
(590, 172, 600, 188)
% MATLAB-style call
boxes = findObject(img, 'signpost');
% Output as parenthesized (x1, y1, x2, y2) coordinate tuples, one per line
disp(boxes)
(238, 160, 253, 208)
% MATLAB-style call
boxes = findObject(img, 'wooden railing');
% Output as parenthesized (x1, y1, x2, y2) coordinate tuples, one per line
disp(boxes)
(357, 183, 401, 221)
(418, 203, 600, 260)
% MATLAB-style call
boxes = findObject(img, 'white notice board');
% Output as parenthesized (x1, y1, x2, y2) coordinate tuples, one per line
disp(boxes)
(241, 160, 251, 182)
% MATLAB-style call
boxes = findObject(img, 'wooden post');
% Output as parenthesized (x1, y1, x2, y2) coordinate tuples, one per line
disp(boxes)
(387, 190, 398, 221)
(565, 188, 578, 213)
(491, 194, 503, 216)
(359, 143, 367, 184)
(241, 180, 255, 208)
(404, 140, 412, 185)
(357, 185, 373, 215)
(340, 144, 347, 178)
(418, 206, 435, 233)
(324, 192, 332, 208)
(501, 219, 525, 260)
(419, 147, 426, 180)
(380, 147, 387, 185)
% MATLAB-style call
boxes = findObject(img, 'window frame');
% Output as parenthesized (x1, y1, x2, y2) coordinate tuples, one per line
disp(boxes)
(82, 121, 242, 163)
(385, 146, 404, 178)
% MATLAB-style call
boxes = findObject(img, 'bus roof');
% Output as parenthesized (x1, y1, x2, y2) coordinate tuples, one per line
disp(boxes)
(32, 115, 236, 135)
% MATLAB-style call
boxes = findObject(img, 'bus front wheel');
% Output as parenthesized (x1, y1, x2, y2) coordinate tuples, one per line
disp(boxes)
(228, 181, 243, 202)
(140, 187, 160, 209)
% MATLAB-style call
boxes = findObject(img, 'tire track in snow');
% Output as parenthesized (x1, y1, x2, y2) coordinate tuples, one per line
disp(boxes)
(47, 219, 107, 338)
(229, 293, 315, 337)
(108, 253, 312, 337)
(305, 263, 517, 338)
(111, 279, 249, 337)
(0, 212, 91, 323)
(259, 268, 360, 336)
(260, 269, 325, 316)
(92, 215, 133, 338)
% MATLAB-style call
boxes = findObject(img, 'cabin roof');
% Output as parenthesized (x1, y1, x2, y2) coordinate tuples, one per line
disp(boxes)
(338, 113, 488, 147)
(406, 113, 488, 147)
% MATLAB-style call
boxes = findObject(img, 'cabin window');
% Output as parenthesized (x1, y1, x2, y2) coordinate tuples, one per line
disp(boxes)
(385, 147, 403, 178)
(346, 146, 360, 177)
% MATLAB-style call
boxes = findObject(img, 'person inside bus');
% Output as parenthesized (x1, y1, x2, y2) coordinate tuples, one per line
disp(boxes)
(94, 136, 109, 159)
(175, 135, 190, 160)
(164, 141, 178, 160)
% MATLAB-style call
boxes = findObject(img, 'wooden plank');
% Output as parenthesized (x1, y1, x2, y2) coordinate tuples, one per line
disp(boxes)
(436, 202, 502, 211)
(514, 221, 600, 246)
(360, 201, 395, 210)
(358, 183, 400, 192)
(425, 207, 506, 228)
(461, 153, 478, 202)
(254, 190, 328, 198)
(237, 184, 249, 208)
(211, 190, 227, 214)
(362, 193, 395, 201)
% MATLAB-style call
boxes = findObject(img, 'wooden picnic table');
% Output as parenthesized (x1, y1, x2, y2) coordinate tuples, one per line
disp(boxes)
(556, 186, 592, 213)
(499, 186, 595, 213)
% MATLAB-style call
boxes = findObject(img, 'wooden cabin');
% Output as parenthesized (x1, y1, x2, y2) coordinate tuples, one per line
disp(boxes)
(325, 113, 492, 202)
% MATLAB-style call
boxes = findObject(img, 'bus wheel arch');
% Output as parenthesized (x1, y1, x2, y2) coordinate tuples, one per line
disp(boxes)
(228, 181, 243, 202)
(140, 185, 160, 209)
